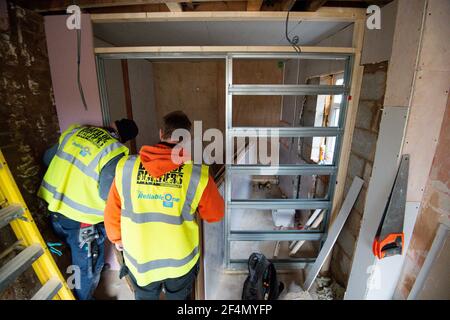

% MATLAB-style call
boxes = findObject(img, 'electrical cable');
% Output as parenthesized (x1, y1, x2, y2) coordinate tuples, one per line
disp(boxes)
(285, 10, 302, 53)
(77, 27, 88, 110)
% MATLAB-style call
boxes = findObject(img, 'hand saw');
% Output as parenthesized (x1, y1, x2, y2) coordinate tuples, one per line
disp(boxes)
(373, 154, 409, 259)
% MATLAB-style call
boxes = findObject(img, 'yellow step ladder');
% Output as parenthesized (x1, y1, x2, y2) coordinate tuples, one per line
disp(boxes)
(0, 149, 74, 300)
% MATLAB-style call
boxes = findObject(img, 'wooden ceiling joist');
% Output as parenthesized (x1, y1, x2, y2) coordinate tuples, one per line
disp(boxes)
(281, 0, 297, 11)
(91, 7, 365, 23)
(246, 0, 263, 11)
(16, 0, 394, 14)
(27, 0, 241, 12)
(165, 2, 183, 12)
(94, 45, 356, 54)
(303, 0, 329, 12)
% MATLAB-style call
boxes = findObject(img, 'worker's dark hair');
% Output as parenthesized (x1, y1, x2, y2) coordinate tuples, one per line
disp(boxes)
(114, 118, 139, 143)
(161, 110, 192, 140)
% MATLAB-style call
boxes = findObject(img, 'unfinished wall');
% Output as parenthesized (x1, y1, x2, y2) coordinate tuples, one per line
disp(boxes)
(94, 38, 127, 126)
(103, 59, 126, 122)
(413, 221, 450, 299)
(278, 19, 352, 199)
(127, 59, 160, 149)
(330, 62, 388, 286)
(232, 60, 283, 127)
(278, 60, 390, 288)
(395, 94, 449, 299)
(278, 25, 351, 200)
(401, 0, 450, 205)
(0, 1, 60, 299)
(278, 59, 305, 198)
(345, 0, 449, 299)
(153, 61, 221, 133)
(152, 59, 282, 150)
(45, 14, 103, 131)
(95, 37, 159, 150)
(304, 0, 399, 289)
(361, 0, 398, 64)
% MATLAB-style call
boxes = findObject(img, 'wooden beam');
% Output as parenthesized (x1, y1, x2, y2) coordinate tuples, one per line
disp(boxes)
(304, 0, 329, 12)
(331, 17, 365, 223)
(86, 4, 169, 13)
(326, 0, 394, 7)
(94, 45, 355, 54)
(165, 2, 183, 12)
(281, 0, 296, 11)
(246, 0, 263, 11)
(91, 8, 366, 23)
(322, 17, 365, 274)
(30, 0, 240, 12)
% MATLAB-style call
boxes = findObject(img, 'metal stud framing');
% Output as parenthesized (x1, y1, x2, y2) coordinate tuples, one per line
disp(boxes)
(95, 50, 353, 270)
(224, 52, 353, 269)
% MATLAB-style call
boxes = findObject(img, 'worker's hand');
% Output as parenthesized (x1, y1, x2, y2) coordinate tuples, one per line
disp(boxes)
(115, 242, 123, 251)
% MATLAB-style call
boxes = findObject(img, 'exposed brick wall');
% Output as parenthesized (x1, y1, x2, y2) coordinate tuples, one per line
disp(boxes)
(330, 62, 389, 287)
(0, 1, 61, 299)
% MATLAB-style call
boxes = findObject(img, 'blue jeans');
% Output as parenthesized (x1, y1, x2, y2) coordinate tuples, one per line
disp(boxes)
(128, 262, 199, 300)
(50, 212, 106, 300)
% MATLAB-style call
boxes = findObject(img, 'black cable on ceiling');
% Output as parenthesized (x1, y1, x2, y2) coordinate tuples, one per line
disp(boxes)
(285, 9, 302, 53)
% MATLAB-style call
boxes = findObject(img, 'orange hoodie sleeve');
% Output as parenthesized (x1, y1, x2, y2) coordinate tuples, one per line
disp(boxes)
(104, 179, 122, 244)
(197, 176, 224, 223)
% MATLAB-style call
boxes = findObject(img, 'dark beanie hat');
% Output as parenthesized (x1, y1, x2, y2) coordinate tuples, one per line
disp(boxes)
(115, 119, 138, 143)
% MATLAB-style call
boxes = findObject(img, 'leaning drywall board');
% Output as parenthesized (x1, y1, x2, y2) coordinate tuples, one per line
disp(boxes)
(408, 216, 450, 300)
(303, 177, 364, 291)
(345, 106, 409, 300)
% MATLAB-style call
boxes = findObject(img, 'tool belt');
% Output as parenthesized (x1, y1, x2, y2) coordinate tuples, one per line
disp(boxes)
(78, 223, 100, 278)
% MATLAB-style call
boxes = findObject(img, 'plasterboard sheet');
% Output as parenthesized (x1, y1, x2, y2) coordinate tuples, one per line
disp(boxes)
(345, 106, 408, 300)
(93, 20, 348, 47)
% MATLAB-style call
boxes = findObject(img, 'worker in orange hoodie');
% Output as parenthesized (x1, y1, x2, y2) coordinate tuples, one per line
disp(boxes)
(104, 110, 224, 300)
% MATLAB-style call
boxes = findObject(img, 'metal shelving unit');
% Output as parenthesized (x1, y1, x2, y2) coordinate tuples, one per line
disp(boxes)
(224, 52, 353, 269)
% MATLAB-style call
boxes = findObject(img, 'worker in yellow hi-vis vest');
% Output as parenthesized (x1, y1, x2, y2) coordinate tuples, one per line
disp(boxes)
(104, 111, 224, 300)
(38, 119, 138, 300)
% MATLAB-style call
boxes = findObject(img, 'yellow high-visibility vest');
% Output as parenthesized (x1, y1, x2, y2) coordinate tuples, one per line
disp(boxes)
(38, 125, 129, 224)
(115, 155, 209, 286)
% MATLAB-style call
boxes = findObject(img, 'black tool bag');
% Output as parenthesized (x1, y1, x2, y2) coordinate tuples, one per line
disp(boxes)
(242, 253, 284, 300)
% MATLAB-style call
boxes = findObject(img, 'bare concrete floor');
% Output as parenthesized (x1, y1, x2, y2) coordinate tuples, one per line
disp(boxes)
(94, 241, 134, 300)
(94, 269, 134, 300)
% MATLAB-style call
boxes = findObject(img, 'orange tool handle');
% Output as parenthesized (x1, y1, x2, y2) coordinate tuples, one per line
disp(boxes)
(372, 233, 404, 259)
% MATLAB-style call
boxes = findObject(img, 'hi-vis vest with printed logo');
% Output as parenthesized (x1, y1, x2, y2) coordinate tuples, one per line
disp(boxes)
(115, 155, 209, 286)
(38, 125, 129, 224)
